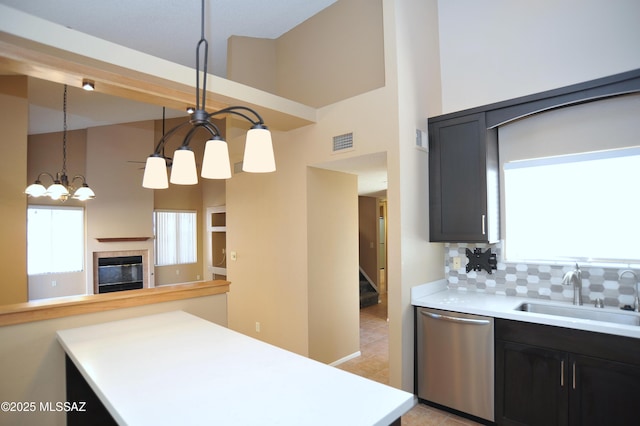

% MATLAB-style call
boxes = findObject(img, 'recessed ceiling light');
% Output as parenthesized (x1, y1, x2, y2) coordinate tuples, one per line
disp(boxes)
(82, 79, 95, 91)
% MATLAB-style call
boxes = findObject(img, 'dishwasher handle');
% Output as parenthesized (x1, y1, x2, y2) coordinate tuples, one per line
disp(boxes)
(420, 310, 491, 325)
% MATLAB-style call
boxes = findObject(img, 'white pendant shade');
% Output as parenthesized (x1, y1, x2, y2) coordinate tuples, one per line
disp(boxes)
(242, 127, 276, 173)
(73, 185, 96, 201)
(46, 182, 69, 200)
(170, 148, 198, 185)
(25, 182, 47, 197)
(201, 138, 232, 179)
(142, 156, 169, 189)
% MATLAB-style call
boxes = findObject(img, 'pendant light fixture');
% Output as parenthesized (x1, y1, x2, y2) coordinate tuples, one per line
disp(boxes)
(142, 0, 275, 189)
(24, 85, 96, 201)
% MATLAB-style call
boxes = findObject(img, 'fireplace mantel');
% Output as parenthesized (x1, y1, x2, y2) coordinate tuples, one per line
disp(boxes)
(95, 237, 152, 242)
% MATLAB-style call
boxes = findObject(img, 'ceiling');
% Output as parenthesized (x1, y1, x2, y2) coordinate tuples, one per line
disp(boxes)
(0, 0, 387, 197)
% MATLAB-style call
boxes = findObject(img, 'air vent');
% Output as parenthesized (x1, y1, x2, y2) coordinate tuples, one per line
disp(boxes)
(234, 162, 244, 174)
(333, 132, 354, 152)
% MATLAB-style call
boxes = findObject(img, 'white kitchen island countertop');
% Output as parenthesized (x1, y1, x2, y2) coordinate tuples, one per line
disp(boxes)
(57, 311, 414, 426)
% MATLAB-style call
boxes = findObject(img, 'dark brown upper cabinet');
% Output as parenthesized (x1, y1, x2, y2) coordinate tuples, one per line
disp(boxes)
(427, 68, 640, 243)
(428, 112, 498, 243)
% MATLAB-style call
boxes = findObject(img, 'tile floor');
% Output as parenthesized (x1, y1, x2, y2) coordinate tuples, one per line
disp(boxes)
(335, 295, 482, 426)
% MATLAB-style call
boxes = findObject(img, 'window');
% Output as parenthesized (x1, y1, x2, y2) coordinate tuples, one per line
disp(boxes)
(154, 210, 197, 266)
(504, 147, 640, 263)
(27, 206, 84, 275)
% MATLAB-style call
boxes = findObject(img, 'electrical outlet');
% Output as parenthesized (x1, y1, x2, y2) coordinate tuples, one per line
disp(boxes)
(255, 322, 261, 332)
(452, 257, 462, 270)
(51, 280, 57, 287)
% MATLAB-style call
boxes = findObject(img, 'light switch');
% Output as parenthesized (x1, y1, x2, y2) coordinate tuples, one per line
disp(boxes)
(230, 251, 237, 261)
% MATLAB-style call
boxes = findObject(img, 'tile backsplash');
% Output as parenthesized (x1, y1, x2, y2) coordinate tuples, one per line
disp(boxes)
(445, 242, 639, 308)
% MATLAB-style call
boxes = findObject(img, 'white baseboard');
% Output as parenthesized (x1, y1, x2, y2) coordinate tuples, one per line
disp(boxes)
(329, 351, 361, 367)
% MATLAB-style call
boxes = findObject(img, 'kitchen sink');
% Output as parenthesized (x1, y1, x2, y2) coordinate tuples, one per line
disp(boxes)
(516, 302, 640, 326)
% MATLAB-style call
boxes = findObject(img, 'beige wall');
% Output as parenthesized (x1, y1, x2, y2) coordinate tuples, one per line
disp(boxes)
(386, 0, 444, 390)
(0, 294, 227, 426)
(226, 129, 310, 356)
(307, 168, 360, 363)
(223, 0, 432, 377)
(85, 122, 156, 291)
(437, 0, 640, 114)
(227, 0, 385, 108)
(226, 131, 362, 364)
(358, 196, 380, 287)
(27, 130, 87, 192)
(227, 36, 278, 94)
(0, 76, 28, 304)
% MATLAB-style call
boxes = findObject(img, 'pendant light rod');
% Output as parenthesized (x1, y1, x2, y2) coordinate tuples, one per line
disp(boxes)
(61, 84, 68, 176)
(195, 0, 208, 111)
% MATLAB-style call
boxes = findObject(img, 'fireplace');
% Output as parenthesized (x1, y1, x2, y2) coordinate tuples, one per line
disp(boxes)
(93, 250, 149, 294)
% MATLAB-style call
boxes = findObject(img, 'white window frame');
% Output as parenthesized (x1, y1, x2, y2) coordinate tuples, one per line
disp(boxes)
(153, 210, 197, 266)
(27, 205, 85, 275)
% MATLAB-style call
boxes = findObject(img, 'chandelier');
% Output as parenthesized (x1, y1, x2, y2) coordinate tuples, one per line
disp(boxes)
(142, 0, 275, 189)
(24, 84, 96, 201)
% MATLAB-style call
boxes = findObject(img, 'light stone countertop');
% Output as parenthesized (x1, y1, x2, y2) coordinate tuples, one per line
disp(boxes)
(412, 280, 640, 340)
(57, 311, 415, 426)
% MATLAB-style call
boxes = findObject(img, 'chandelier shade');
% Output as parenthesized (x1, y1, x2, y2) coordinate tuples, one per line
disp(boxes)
(142, 155, 169, 189)
(242, 126, 276, 173)
(72, 184, 96, 201)
(201, 137, 232, 179)
(47, 181, 70, 200)
(24, 181, 47, 197)
(170, 147, 199, 185)
(141, 0, 275, 189)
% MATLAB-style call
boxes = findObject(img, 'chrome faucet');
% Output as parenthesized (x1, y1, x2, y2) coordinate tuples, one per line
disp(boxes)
(563, 263, 583, 306)
(619, 270, 639, 312)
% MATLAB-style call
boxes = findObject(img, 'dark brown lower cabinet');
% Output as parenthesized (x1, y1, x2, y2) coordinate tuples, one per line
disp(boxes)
(495, 319, 640, 426)
(570, 354, 640, 426)
(496, 341, 568, 426)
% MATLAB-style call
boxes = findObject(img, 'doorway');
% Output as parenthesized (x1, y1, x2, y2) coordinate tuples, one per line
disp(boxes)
(206, 206, 227, 280)
(313, 151, 388, 319)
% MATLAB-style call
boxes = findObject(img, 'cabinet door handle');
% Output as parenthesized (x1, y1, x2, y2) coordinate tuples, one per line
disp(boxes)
(481, 214, 486, 235)
(572, 362, 576, 389)
(561, 360, 564, 387)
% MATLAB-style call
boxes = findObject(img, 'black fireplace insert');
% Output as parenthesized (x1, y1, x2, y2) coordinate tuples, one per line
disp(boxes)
(97, 256, 143, 293)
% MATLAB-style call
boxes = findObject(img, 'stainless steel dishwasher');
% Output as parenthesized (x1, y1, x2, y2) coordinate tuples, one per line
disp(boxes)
(416, 307, 494, 422)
